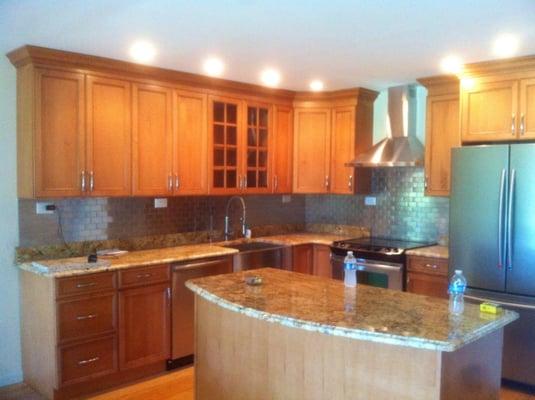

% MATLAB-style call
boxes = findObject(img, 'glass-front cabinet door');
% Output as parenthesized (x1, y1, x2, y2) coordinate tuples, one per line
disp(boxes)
(209, 96, 271, 194)
(244, 104, 270, 192)
(210, 97, 241, 193)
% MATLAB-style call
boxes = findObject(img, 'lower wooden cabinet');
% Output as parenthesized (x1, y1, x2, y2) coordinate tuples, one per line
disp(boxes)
(406, 255, 448, 298)
(118, 283, 171, 370)
(292, 244, 332, 278)
(313, 244, 332, 278)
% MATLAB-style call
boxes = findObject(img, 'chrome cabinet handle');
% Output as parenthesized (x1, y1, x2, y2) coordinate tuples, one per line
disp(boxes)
(78, 356, 99, 366)
(243, 176, 247, 189)
(348, 175, 353, 189)
(89, 171, 94, 192)
(512, 114, 516, 136)
(167, 174, 173, 192)
(175, 174, 180, 190)
(424, 176, 429, 190)
(425, 263, 438, 269)
(506, 169, 516, 270)
(274, 175, 278, 191)
(81, 171, 86, 192)
(76, 282, 96, 289)
(497, 169, 506, 269)
(136, 273, 152, 279)
(520, 114, 525, 136)
(325, 175, 330, 189)
(237, 175, 242, 190)
(76, 314, 97, 321)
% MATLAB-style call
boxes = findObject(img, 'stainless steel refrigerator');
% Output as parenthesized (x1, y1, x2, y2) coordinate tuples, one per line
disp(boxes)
(450, 144, 535, 386)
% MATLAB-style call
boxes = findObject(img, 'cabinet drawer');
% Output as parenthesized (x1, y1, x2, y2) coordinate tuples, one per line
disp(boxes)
(407, 256, 448, 276)
(58, 293, 116, 342)
(59, 336, 117, 386)
(118, 264, 170, 288)
(56, 272, 116, 298)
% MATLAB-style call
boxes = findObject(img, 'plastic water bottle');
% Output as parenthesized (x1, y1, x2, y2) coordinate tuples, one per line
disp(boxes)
(344, 251, 357, 287)
(448, 270, 467, 315)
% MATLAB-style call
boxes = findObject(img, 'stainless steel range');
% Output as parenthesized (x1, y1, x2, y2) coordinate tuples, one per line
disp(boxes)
(330, 237, 434, 290)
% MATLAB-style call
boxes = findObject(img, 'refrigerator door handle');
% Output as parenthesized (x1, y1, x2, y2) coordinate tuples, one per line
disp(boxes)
(498, 169, 507, 269)
(507, 169, 516, 270)
(465, 294, 535, 311)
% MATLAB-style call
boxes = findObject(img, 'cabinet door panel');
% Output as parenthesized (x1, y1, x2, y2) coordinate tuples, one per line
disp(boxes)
(292, 244, 313, 274)
(132, 83, 173, 196)
(35, 69, 85, 197)
(293, 108, 331, 193)
(175, 90, 208, 194)
(86, 76, 131, 196)
(425, 94, 460, 196)
(406, 272, 448, 299)
(331, 106, 355, 194)
(313, 245, 332, 278)
(119, 284, 170, 369)
(461, 79, 518, 142)
(519, 78, 535, 140)
(272, 105, 293, 193)
(244, 103, 271, 193)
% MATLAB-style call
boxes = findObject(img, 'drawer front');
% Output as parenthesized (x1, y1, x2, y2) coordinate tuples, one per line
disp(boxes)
(58, 293, 116, 342)
(60, 336, 117, 385)
(57, 272, 116, 298)
(408, 256, 448, 276)
(119, 264, 170, 288)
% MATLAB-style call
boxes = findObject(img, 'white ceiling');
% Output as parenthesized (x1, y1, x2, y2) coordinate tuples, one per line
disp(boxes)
(1, 0, 535, 91)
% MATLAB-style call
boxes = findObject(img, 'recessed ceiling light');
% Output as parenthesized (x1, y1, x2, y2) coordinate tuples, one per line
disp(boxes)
(440, 55, 464, 75)
(203, 57, 225, 77)
(260, 68, 281, 87)
(493, 33, 520, 58)
(309, 80, 325, 92)
(129, 40, 157, 64)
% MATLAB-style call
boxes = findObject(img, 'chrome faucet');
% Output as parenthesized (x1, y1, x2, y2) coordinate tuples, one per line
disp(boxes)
(224, 196, 247, 241)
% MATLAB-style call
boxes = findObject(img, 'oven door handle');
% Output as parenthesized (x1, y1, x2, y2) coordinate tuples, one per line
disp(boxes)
(331, 256, 402, 273)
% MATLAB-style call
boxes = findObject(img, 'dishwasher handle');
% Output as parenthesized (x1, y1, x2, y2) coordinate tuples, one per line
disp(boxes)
(172, 259, 226, 272)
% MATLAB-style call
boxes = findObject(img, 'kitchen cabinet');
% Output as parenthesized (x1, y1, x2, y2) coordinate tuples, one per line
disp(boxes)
(292, 244, 314, 274)
(26, 68, 86, 198)
(85, 75, 132, 196)
(132, 83, 174, 196)
(520, 78, 535, 139)
(406, 255, 448, 298)
(174, 90, 208, 195)
(244, 102, 271, 193)
(313, 244, 332, 278)
(418, 76, 460, 196)
(271, 105, 293, 193)
(292, 90, 377, 194)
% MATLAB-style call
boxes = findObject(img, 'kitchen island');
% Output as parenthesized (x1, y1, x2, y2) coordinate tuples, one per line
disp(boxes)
(186, 268, 518, 400)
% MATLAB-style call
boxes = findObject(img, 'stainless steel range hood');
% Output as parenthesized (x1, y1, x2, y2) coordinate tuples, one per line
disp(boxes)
(347, 85, 424, 167)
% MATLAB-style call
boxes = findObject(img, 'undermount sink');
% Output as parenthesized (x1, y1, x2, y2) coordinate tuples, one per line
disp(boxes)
(222, 241, 284, 252)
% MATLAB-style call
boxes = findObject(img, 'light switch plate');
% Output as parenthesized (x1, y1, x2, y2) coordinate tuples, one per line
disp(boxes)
(36, 202, 55, 214)
(282, 195, 292, 203)
(154, 198, 168, 208)
(364, 196, 377, 206)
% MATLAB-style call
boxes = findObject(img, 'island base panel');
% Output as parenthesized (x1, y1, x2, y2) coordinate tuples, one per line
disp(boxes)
(194, 296, 502, 400)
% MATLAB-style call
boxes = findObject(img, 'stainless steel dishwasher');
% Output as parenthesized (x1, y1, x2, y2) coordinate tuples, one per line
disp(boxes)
(168, 256, 232, 369)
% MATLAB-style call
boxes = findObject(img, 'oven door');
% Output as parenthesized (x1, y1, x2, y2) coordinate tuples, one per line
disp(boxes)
(331, 254, 403, 291)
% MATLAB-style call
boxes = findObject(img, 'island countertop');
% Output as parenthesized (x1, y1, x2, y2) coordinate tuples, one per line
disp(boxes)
(186, 268, 518, 352)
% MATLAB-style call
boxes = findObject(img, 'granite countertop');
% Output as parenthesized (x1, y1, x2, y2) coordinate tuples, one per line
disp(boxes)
(186, 268, 518, 352)
(18, 232, 353, 278)
(20, 244, 239, 278)
(406, 245, 449, 259)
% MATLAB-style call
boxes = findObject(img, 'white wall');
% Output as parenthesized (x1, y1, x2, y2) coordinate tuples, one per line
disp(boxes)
(0, 56, 22, 385)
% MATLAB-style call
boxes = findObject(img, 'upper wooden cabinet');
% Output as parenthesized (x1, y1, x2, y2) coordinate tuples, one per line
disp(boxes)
(30, 68, 86, 198)
(271, 105, 293, 193)
(520, 78, 535, 139)
(293, 89, 377, 194)
(86, 76, 132, 196)
(418, 76, 460, 196)
(132, 83, 174, 196)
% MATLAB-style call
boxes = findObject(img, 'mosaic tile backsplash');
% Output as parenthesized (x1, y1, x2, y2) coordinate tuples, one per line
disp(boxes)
(305, 168, 449, 242)
(19, 168, 449, 247)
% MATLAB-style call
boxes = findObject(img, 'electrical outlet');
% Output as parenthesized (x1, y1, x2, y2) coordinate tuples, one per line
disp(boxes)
(154, 198, 168, 208)
(36, 202, 56, 214)
(364, 196, 377, 206)
(282, 195, 292, 203)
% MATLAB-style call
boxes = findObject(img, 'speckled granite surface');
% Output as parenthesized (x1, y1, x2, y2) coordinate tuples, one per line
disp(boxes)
(20, 244, 238, 278)
(406, 245, 449, 259)
(186, 268, 518, 352)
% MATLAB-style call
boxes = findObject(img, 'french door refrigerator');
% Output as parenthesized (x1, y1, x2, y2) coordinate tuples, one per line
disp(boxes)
(450, 144, 535, 385)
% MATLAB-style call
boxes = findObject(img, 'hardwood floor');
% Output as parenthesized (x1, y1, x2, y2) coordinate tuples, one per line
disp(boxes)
(1, 367, 534, 399)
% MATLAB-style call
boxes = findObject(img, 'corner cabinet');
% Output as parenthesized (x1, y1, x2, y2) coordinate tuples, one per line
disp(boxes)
(292, 89, 377, 194)
(418, 76, 460, 196)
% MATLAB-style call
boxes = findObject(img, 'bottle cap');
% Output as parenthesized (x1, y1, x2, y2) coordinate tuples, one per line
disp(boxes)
(347, 251, 353, 255)
(455, 269, 462, 274)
